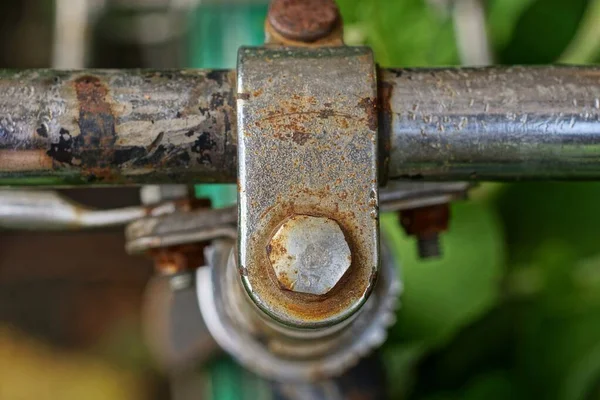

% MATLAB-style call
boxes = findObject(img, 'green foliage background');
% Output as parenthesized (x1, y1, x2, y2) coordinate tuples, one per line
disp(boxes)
(335, 0, 600, 398)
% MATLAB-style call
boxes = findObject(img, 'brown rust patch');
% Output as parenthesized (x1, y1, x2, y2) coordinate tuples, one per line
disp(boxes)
(358, 97, 378, 131)
(75, 76, 111, 115)
(253, 94, 358, 146)
(276, 271, 294, 291)
(318, 109, 335, 119)
(378, 72, 394, 185)
(45, 75, 119, 181)
(0, 150, 53, 171)
(400, 204, 450, 237)
(267, 0, 339, 42)
(149, 244, 206, 275)
(291, 131, 310, 145)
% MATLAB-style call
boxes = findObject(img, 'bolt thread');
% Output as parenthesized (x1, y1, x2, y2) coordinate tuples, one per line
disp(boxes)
(417, 235, 442, 259)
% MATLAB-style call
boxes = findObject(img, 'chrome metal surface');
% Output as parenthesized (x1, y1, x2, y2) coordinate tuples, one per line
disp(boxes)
(383, 66, 600, 180)
(237, 46, 379, 329)
(268, 215, 351, 296)
(0, 189, 158, 229)
(125, 206, 237, 253)
(379, 181, 470, 212)
(197, 237, 401, 382)
(140, 185, 190, 205)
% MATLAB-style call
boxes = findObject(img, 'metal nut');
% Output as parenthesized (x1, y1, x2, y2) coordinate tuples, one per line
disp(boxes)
(400, 204, 450, 259)
(267, 215, 351, 296)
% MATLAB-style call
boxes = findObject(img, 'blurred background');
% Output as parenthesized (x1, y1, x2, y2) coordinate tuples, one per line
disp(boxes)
(1, 0, 600, 399)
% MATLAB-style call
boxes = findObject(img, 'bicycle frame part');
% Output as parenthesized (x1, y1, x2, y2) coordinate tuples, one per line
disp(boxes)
(1, 66, 600, 184)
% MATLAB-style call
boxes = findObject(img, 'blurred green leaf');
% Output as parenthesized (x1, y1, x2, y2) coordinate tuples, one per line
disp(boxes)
(514, 241, 600, 400)
(338, 0, 459, 66)
(384, 342, 428, 400)
(495, 183, 600, 265)
(382, 200, 504, 347)
(460, 371, 520, 400)
(416, 371, 523, 400)
(497, 0, 588, 64)
(560, 0, 600, 63)
(487, 0, 536, 52)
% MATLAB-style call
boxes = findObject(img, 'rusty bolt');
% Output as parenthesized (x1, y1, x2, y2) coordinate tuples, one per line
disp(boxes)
(267, 215, 351, 295)
(400, 204, 450, 259)
(150, 245, 206, 275)
(140, 186, 212, 276)
(268, 0, 340, 42)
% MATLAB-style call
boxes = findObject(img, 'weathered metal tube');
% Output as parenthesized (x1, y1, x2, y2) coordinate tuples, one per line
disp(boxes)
(382, 66, 600, 180)
(3, 67, 600, 184)
(0, 69, 237, 185)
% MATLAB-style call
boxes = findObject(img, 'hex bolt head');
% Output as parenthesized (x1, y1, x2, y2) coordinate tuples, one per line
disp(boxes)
(267, 0, 340, 42)
(267, 215, 351, 296)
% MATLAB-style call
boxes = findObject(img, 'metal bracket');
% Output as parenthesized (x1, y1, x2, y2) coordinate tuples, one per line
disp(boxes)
(236, 46, 379, 329)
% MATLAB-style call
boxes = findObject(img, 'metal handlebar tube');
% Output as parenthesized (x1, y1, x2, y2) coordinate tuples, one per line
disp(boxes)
(2, 66, 600, 184)
(0, 69, 237, 186)
(383, 66, 600, 181)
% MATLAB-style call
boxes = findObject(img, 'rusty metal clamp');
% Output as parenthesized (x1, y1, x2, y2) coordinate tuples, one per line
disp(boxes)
(236, 46, 380, 330)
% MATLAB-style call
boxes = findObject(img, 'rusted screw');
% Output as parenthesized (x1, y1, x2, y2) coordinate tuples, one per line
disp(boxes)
(400, 204, 450, 259)
(140, 185, 210, 279)
(417, 235, 442, 259)
(267, 215, 351, 295)
(268, 0, 340, 42)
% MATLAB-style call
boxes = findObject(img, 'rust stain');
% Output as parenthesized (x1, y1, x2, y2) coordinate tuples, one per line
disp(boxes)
(0, 150, 53, 171)
(379, 80, 393, 114)
(267, 0, 339, 42)
(74, 75, 117, 163)
(358, 97, 377, 131)
(291, 131, 310, 145)
(149, 244, 206, 275)
(378, 74, 394, 185)
(400, 204, 450, 237)
(83, 167, 116, 183)
(276, 271, 295, 291)
(265, 17, 344, 47)
(318, 109, 335, 119)
(254, 93, 360, 146)
(45, 75, 120, 182)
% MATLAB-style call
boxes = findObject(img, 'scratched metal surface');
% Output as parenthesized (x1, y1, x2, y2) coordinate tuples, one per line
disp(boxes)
(0, 69, 237, 185)
(236, 46, 379, 329)
(383, 66, 600, 181)
(2, 66, 600, 184)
